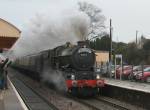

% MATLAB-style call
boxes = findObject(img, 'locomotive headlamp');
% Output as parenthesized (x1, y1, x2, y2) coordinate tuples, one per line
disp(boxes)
(111, 70, 115, 74)
(96, 74, 100, 79)
(71, 74, 75, 80)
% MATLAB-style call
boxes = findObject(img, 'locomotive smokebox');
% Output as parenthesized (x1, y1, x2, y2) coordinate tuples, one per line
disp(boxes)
(77, 40, 89, 47)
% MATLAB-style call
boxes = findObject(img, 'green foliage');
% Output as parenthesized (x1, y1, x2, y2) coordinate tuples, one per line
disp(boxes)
(89, 35, 150, 65)
(89, 34, 110, 51)
(143, 40, 150, 51)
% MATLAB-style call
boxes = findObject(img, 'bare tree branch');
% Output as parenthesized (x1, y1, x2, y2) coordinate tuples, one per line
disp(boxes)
(78, 2, 106, 40)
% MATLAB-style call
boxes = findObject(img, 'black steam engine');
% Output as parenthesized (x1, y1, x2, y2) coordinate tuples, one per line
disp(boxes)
(14, 41, 104, 96)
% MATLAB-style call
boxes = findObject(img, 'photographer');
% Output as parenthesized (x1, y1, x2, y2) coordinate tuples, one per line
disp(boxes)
(0, 58, 9, 90)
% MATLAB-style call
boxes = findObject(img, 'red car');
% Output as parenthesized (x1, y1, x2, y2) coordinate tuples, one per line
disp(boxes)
(130, 65, 150, 80)
(128, 66, 142, 80)
(135, 67, 150, 82)
(115, 66, 132, 79)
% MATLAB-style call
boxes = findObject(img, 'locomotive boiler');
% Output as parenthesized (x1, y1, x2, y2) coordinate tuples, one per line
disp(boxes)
(52, 41, 95, 71)
(14, 41, 104, 96)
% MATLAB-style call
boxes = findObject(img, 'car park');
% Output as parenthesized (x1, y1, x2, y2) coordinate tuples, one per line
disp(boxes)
(128, 66, 142, 80)
(115, 65, 132, 79)
(135, 67, 150, 83)
(129, 66, 150, 80)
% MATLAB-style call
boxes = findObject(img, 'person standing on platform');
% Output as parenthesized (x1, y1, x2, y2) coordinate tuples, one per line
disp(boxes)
(0, 58, 9, 90)
(3, 60, 11, 90)
(0, 61, 4, 89)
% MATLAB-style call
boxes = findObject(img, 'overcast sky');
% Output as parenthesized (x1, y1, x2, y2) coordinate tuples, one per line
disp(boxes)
(0, 0, 150, 43)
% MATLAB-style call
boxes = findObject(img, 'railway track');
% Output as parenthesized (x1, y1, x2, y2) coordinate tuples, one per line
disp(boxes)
(9, 72, 58, 110)
(76, 96, 145, 110)
(8, 68, 91, 110)
(76, 98, 128, 110)
(95, 97, 133, 110)
(65, 90, 138, 110)
(9, 68, 145, 110)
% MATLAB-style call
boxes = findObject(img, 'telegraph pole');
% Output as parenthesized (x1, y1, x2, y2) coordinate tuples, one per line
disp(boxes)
(136, 30, 138, 45)
(109, 19, 113, 78)
(109, 19, 112, 63)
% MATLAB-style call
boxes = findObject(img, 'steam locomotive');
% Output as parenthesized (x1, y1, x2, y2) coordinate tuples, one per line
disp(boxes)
(14, 41, 104, 96)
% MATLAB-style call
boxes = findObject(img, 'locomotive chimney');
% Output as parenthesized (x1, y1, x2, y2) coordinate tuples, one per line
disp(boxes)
(66, 42, 71, 47)
(77, 40, 89, 47)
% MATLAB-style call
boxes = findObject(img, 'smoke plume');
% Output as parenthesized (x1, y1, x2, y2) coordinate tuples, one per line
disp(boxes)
(7, 7, 90, 92)
(42, 68, 67, 92)
(5, 7, 89, 91)
(8, 11, 90, 58)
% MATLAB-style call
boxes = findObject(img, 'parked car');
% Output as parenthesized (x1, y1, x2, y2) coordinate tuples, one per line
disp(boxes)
(135, 67, 150, 83)
(129, 66, 150, 80)
(116, 65, 132, 79)
(128, 66, 142, 80)
(109, 65, 121, 78)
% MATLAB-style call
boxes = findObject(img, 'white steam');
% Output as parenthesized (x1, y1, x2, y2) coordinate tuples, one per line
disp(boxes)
(42, 68, 67, 92)
(7, 7, 90, 92)
(9, 11, 90, 58)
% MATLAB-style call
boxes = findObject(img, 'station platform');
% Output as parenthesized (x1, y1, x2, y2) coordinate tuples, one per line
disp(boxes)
(0, 77, 28, 110)
(104, 78, 150, 93)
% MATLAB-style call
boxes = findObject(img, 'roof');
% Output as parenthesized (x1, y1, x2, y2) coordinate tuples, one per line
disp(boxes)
(0, 18, 21, 33)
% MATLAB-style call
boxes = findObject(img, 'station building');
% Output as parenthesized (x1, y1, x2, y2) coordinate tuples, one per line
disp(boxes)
(0, 18, 21, 52)
(95, 50, 109, 67)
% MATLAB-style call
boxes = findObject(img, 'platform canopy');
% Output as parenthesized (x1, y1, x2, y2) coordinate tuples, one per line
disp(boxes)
(0, 18, 21, 49)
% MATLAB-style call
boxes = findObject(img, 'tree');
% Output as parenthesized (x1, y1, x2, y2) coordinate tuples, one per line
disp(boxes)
(89, 36, 150, 65)
(89, 34, 110, 51)
(142, 40, 150, 64)
(99, 34, 110, 51)
(78, 2, 106, 40)
(126, 43, 138, 64)
(143, 40, 150, 51)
